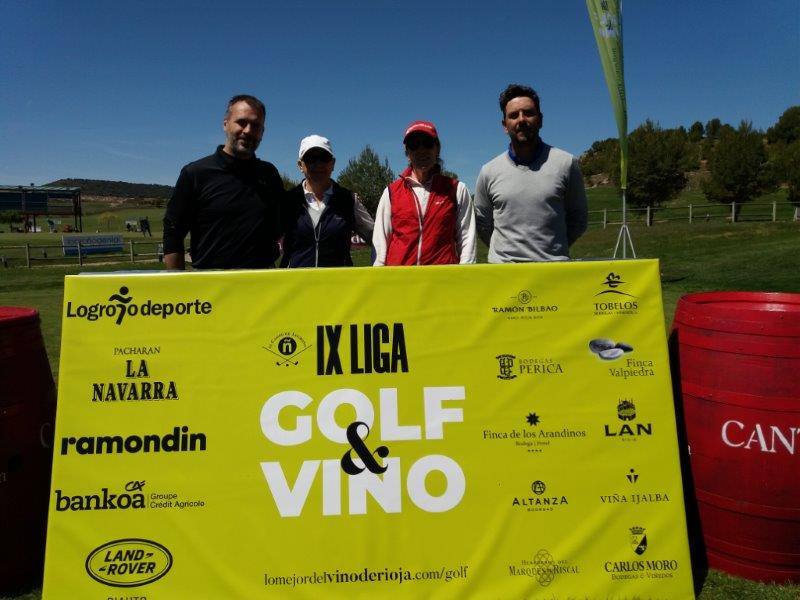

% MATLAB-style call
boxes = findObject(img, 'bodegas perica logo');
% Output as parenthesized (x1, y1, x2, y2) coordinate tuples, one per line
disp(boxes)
(66, 286, 213, 326)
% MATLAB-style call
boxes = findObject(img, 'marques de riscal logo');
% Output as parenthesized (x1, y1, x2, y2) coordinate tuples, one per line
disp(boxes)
(66, 286, 212, 326)
(594, 272, 639, 315)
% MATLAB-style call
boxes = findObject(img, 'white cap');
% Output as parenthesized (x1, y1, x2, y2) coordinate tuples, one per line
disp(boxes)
(298, 135, 334, 160)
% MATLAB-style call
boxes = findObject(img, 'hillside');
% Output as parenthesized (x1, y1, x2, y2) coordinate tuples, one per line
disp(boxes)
(45, 178, 173, 199)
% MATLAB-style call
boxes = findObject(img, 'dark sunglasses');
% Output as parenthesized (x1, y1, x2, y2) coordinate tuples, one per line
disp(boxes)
(405, 137, 436, 151)
(303, 152, 333, 165)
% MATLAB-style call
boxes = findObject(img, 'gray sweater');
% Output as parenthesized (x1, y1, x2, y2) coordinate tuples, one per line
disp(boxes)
(474, 144, 588, 262)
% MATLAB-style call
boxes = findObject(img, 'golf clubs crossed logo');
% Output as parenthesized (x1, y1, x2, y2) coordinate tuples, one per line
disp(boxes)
(263, 332, 312, 367)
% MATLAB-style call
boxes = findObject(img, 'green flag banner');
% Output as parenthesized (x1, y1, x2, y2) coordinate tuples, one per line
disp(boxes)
(587, 0, 629, 189)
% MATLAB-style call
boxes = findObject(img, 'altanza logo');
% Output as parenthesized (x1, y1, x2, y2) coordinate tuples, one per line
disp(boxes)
(65, 286, 212, 326)
(86, 538, 173, 588)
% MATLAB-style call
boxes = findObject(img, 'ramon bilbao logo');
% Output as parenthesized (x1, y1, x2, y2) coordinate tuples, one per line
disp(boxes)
(85, 538, 172, 587)
(66, 286, 212, 326)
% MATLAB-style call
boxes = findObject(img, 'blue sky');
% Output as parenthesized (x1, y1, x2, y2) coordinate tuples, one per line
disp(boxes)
(1, 1, 797, 192)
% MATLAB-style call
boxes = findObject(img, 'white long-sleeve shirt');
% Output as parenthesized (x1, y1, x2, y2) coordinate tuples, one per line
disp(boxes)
(372, 176, 476, 266)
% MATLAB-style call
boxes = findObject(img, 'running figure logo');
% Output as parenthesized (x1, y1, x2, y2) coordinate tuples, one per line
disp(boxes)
(108, 287, 133, 325)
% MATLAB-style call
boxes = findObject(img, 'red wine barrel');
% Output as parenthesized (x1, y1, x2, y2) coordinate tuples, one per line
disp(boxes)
(0, 307, 56, 593)
(672, 292, 800, 583)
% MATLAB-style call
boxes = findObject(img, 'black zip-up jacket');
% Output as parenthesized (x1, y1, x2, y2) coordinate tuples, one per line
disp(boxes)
(163, 146, 283, 269)
(280, 182, 356, 268)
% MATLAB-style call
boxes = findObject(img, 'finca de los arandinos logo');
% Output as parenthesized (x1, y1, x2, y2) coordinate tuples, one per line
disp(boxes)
(66, 286, 212, 325)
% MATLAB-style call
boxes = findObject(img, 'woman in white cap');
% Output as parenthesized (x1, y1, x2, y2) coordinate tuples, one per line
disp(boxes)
(372, 120, 476, 266)
(280, 135, 374, 267)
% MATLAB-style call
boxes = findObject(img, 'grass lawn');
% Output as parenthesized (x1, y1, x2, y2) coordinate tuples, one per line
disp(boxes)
(0, 193, 798, 599)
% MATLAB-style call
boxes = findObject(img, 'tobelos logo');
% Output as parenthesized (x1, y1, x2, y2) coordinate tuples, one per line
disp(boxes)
(85, 538, 172, 587)
(66, 286, 212, 325)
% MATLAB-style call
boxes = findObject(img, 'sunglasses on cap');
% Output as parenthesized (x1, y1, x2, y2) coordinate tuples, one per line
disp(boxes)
(405, 136, 437, 151)
(302, 151, 333, 165)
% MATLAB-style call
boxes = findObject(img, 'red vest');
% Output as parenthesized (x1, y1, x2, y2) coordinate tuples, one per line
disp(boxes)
(385, 168, 459, 265)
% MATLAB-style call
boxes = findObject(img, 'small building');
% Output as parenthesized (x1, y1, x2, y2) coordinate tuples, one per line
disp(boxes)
(0, 185, 83, 232)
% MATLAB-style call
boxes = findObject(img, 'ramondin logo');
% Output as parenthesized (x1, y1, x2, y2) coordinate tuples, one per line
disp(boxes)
(66, 286, 212, 326)
(60, 426, 206, 455)
(85, 538, 172, 587)
(55, 480, 146, 511)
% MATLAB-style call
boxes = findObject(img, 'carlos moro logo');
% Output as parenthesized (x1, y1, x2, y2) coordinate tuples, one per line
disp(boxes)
(263, 331, 312, 367)
(594, 272, 638, 315)
(55, 480, 145, 512)
(66, 286, 212, 325)
(86, 538, 172, 588)
(604, 526, 679, 578)
(629, 526, 648, 555)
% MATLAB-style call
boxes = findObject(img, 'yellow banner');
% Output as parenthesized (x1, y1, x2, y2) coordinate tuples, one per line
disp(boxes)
(43, 260, 694, 598)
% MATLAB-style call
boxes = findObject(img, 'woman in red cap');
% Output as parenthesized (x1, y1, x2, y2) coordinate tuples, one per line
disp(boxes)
(372, 121, 476, 266)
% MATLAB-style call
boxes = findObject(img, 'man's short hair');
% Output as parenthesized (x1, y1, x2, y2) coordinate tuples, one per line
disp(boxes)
(226, 94, 266, 120)
(499, 84, 541, 117)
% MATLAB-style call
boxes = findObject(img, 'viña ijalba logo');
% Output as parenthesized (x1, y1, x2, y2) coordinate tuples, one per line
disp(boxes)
(66, 286, 212, 326)
(85, 538, 172, 587)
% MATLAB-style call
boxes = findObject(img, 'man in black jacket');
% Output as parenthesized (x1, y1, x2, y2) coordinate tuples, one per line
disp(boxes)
(163, 94, 283, 270)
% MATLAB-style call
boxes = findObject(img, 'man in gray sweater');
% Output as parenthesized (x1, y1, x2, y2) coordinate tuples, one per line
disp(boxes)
(474, 84, 588, 262)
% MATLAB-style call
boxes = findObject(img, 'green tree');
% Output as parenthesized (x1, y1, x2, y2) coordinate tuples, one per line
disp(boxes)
(580, 138, 619, 179)
(772, 139, 800, 206)
(337, 146, 395, 215)
(0, 210, 23, 230)
(614, 120, 688, 207)
(703, 121, 773, 213)
(705, 118, 722, 139)
(767, 106, 800, 145)
(281, 172, 300, 191)
(688, 121, 704, 142)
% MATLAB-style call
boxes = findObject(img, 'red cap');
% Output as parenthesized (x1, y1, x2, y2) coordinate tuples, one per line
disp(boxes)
(403, 120, 438, 141)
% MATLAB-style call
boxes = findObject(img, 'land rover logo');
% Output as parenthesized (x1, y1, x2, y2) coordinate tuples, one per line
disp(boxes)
(85, 538, 172, 587)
